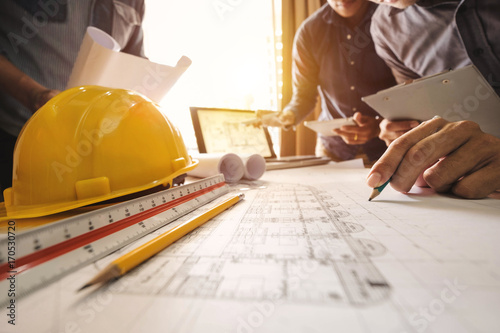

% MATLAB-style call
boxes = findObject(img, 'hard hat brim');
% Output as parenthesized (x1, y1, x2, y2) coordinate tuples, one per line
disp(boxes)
(2, 159, 199, 219)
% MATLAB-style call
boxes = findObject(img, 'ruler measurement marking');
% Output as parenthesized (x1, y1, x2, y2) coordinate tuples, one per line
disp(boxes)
(0, 179, 226, 281)
(1, 179, 222, 258)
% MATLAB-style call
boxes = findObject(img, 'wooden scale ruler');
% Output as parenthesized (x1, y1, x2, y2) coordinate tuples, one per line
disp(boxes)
(0, 174, 228, 304)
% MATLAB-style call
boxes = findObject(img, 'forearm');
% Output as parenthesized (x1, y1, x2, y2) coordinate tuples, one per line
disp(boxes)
(0, 55, 50, 112)
(287, 28, 321, 124)
(283, 87, 318, 125)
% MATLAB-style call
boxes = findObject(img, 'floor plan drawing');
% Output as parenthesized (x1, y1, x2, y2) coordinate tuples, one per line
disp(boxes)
(4, 165, 500, 333)
(115, 183, 391, 307)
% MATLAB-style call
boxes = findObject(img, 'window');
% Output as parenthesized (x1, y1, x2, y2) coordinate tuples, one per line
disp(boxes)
(143, 0, 281, 153)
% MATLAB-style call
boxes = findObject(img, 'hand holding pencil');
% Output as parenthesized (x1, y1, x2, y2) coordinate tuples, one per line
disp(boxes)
(79, 193, 245, 290)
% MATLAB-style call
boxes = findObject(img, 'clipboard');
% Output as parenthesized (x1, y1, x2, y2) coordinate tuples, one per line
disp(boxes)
(361, 65, 500, 138)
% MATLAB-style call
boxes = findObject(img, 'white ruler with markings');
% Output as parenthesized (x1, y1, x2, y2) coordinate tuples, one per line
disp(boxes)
(0, 174, 228, 304)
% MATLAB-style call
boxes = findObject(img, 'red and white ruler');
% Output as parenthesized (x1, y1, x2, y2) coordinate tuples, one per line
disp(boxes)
(0, 174, 228, 304)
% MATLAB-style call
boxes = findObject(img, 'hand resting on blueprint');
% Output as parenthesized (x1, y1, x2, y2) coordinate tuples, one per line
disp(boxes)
(366, 117, 500, 199)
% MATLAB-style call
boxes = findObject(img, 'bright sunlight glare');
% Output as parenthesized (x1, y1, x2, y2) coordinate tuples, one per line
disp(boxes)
(143, 0, 278, 152)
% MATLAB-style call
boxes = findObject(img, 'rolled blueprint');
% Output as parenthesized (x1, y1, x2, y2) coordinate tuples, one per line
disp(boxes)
(67, 27, 191, 103)
(240, 154, 266, 180)
(188, 153, 245, 183)
(188, 153, 266, 182)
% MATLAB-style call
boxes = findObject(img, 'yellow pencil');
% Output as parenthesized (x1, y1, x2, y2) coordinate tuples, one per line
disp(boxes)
(79, 193, 245, 290)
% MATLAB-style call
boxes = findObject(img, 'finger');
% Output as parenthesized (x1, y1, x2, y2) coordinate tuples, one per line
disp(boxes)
(379, 130, 394, 140)
(334, 128, 358, 137)
(353, 112, 363, 125)
(382, 119, 420, 132)
(420, 126, 500, 197)
(259, 113, 292, 128)
(452, 163, 500, 198)
(390, 119, 471, 193)
(415, 171, 429, 187)
(338, 128, 371, 144)
(335, 132, 352, 144)
(242, 119, 262, 128)
(379, 119, 418, 146)
(352, 134, 370, 144)
(353, 112, 374, 126)
(334, 130, 354, 144)
(337, 132, 368, 145)
(256, 110, 277, 118)
(47, 89, 61, 99)
(421, 139, 481, 193)
(338, 125, 361, 133)
(278, 111, 295, 127)
(261, 114, 280, 126)
(367, 117, 448, 189)
(35, 89, 61, 110)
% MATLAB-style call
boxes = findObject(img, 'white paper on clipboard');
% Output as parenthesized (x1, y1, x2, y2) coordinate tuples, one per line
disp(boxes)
(361, 65, 500, 138)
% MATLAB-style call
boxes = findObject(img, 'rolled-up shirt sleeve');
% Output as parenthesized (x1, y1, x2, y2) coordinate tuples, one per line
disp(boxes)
(112, 0, 146, 58)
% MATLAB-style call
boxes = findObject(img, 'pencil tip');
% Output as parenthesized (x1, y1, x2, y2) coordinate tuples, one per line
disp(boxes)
(368, 198, 372, 201)
(76, 264, 121, 292)
(77, 284, 91, 292)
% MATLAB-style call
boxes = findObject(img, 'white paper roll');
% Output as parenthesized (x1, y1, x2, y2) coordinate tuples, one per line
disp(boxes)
(87, 26, 121, 51)
(187, 153, 266, 182)
(66, 27, 191, 103)
(240, 154, 266, 180)
(188, 153, 245, 183)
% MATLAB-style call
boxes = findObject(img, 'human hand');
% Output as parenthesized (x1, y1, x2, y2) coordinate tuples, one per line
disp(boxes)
(31, 88, 60, 111)
(247, 110, 295, 129)
(0, 55, 60, 113)
(379, 118, 420, 146)
(333, 112, 382, 145)
(366, 117, 500, 198)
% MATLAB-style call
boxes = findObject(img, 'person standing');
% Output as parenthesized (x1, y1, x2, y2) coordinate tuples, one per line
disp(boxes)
(0, 0, 146, 195)
(259, 0, 396, 165)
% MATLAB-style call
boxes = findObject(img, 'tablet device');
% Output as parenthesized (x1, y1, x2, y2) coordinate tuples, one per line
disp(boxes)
(304, 118, 355, 137)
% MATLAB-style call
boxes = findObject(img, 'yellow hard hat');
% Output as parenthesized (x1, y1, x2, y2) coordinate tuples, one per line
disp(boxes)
(3, 86, 198, 218)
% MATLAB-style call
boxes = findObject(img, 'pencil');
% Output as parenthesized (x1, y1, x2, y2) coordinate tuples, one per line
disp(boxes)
(79, 193, 245, 290)
(368, 178, 391, 201)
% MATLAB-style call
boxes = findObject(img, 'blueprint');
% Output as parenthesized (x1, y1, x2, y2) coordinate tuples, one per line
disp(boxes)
(3, 163, 500, 333)
(196, 109, 273, 157)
